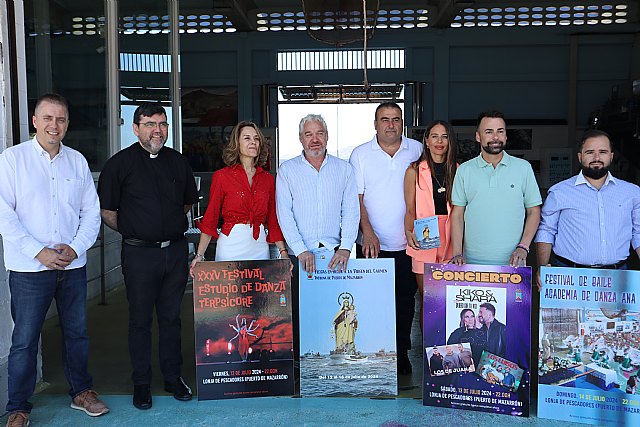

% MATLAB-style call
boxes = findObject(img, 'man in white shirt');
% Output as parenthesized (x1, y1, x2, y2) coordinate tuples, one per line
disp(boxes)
(276, 113, 360, 394)
(349, 102, 422, 374)
(0, 94, 108, 426)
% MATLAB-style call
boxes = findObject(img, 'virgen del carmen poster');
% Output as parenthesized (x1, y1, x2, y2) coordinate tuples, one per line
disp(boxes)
(192, 259, 294, 400)
(423, 263, 532, 417)
(538, 266, 640, 426)
(299, 251, 397, 397)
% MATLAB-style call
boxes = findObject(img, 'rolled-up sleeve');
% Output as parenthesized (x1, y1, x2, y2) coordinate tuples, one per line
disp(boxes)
(535, 189, 560, 245)
(198, 170, 224, 239)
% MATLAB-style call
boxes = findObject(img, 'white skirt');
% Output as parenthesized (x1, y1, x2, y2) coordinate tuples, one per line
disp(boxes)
(215, 224, 269, 261)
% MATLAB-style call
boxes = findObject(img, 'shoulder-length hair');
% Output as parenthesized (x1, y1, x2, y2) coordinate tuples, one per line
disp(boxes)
(222, 121, 269, 167)
(410, 120, 458, 203)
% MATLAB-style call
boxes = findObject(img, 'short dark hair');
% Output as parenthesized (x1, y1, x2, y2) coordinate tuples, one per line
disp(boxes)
(375, 102, 402, 120)
(133, 102, 167, 124)
(34, 93, 68, 115)
(480, 302, 496, 315)
(476, 110, 505, 129)
(579, 129, 612, 151)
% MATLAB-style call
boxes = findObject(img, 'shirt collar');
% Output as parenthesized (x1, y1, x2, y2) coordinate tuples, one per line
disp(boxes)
(300, 150, 328, 169)
(475, 151, 510, 168)
(135, 141, 163, 158)
(31, 136, 65, 159)
(575, 170, 616, 188)
(230, 163, 265, 175)
(372, 135, 408, 151)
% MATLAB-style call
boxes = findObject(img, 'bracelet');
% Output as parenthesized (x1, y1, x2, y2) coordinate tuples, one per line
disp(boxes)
(449, 254, 463, 263)
(195, 253, 205, 261)
(279, 248, 288, 254)
(516, 244, 530, 254)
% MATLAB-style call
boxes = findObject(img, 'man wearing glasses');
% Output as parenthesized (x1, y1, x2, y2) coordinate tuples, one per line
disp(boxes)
(98, 103, 198, 410)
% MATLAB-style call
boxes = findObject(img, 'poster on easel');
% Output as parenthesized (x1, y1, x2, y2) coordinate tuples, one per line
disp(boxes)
(192, 259, 294, 400)
(299, 251, 397, 397)
(423, 263, 532, 417)
(538, 266, 640, 426)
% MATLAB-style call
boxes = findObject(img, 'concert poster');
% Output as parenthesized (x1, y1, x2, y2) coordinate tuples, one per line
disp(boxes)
(423, 263, 532, 417)
(538, 266, 640, 426)
(299, 252, 397, 397)
(192, 259, 294, 400)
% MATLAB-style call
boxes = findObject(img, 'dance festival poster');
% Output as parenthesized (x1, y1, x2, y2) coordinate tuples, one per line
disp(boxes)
(423, 263, 532, 417)
(299, 252, 397, 397)
(538, 266, 640, 426)
(192, 260, 294, 400)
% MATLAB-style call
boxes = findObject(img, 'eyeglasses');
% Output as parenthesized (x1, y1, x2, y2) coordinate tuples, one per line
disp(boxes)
(138, 121, 169, 129)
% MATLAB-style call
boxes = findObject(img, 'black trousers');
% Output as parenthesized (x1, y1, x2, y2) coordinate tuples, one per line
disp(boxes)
(356, 245, 417, 354)
(121, 238, 188, 385)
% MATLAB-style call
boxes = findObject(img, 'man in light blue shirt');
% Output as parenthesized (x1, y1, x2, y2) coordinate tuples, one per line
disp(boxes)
(276, 114, 359, 395)
(535, 129, 640, 288)
(450, 110, 541, 266)
(276, 114, 360, 273)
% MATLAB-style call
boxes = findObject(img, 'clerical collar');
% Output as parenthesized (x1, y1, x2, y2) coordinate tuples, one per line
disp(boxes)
(149, 153, 158, 159)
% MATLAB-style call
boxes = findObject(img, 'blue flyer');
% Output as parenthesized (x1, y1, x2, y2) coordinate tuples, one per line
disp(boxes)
(538, 266, 640, 426)
(414, 215, 440, 250)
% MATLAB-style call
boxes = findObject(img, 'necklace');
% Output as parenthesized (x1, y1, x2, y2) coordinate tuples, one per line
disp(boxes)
(433, 171, 446, 194)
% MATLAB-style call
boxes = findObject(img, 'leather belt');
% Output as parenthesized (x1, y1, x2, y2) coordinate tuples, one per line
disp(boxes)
(555, 255, 627, 270)
(123, 237, 183, 248)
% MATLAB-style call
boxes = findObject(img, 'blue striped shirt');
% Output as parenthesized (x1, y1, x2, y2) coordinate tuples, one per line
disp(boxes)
(276, 152, 360, 256)
(535, 172, 640, 265)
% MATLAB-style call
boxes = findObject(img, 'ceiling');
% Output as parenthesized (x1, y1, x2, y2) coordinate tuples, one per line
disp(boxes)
(43, 0, 640, 32)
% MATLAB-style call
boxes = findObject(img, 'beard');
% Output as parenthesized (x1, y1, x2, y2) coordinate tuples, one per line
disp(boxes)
(481, 142, 504, 155)
(140, 137, 166, 155)
(582, 164, 609, 179)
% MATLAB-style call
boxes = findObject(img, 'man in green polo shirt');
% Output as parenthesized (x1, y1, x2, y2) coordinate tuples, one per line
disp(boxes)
(450, 110, 541, 266)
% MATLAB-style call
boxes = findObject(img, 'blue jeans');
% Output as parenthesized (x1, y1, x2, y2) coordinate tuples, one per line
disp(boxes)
(6, 267, 92, 414)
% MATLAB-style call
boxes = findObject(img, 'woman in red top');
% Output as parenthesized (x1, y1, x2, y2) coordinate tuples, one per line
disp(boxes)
(191, 121, 288, 267)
